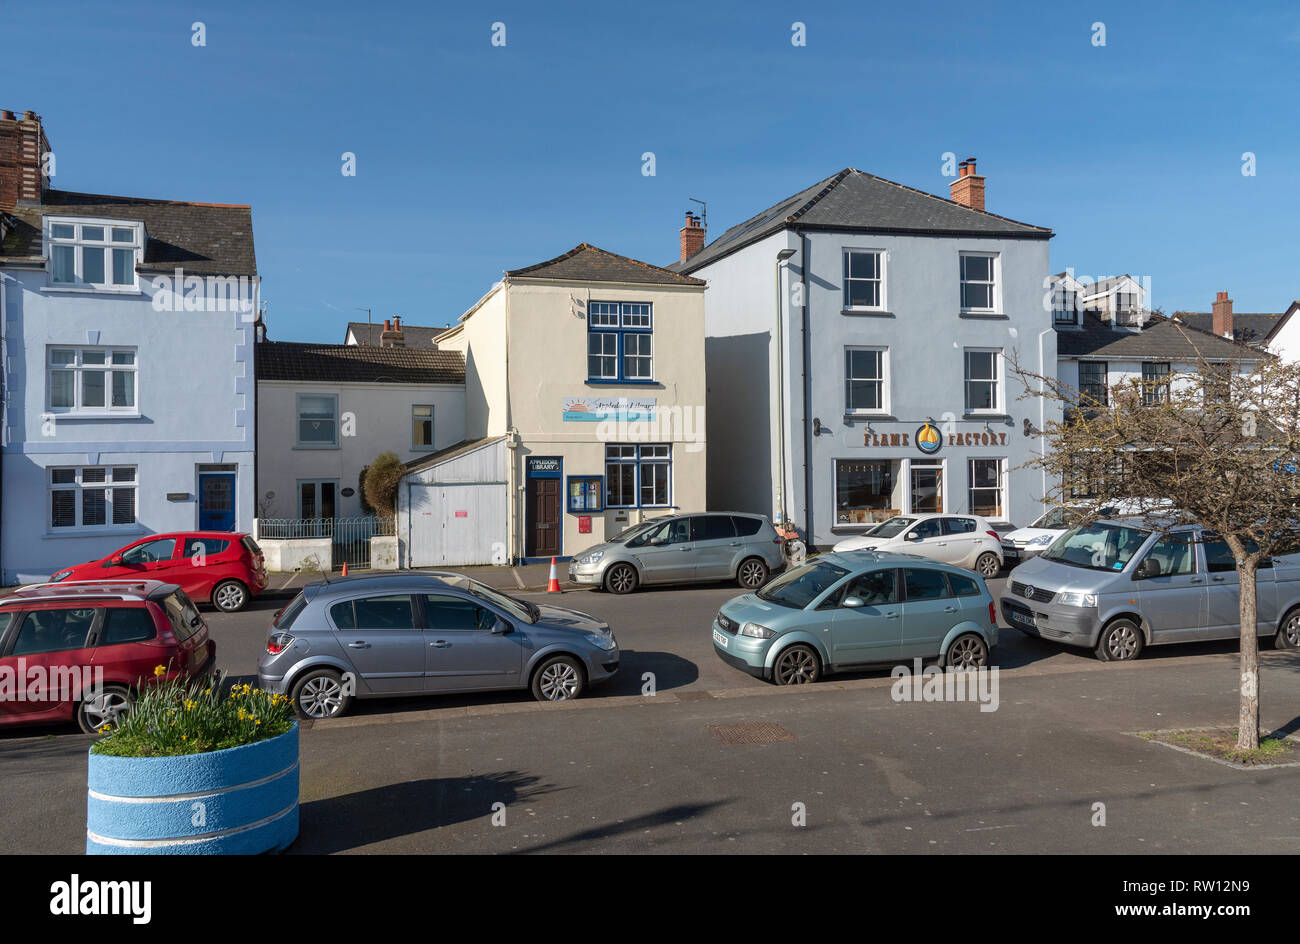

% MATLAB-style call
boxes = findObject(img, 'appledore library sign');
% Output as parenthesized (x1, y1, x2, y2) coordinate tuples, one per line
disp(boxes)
(863, 421, 1008, 454)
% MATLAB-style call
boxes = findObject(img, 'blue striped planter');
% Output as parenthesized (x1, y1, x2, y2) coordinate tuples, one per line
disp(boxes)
(86, 723, 299, 855)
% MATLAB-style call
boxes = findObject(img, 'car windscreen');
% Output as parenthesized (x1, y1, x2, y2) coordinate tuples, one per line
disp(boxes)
(756, 559, 851, 609)
(1030, 508, 1071, 530)
(437, 575, 535, 623)
(867, 517, 914, 539)
(1041, 522, 1150, 572)
(609, 521, 659, 544)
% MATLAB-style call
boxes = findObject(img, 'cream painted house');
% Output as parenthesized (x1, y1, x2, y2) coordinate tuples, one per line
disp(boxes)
(422, 244, 707, 563)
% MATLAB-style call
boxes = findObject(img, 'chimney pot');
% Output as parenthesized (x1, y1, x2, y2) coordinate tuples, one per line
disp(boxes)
(949, 157, 986, 211)
(22, 111, 35, 120)
(0, 110, 13, 120)
(1212, 291, 1234, 339)
(679, 209, 706, 264)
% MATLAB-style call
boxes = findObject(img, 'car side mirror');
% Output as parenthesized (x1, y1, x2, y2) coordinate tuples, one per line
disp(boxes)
(491, 618, 512, 635)
(905, 533, 921, 542)
(106, 555, 123, 565)
(842, 595, 865, 608)
(649, 537, 666, 546)
(1133, 559, 1159, 580)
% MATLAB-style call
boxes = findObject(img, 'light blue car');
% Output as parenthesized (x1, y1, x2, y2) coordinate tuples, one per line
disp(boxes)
(712, 551, 998, 685)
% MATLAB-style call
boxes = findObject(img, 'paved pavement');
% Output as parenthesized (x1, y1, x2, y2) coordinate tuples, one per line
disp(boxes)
(3, 575, 1298, 854)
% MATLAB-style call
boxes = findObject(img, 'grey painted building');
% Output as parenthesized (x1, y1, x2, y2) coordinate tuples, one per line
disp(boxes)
(672, 162, 1059, 548)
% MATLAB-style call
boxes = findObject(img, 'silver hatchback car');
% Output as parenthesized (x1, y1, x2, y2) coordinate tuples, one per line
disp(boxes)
(568, 512, 786, 594)
(257, 573, 620, 718)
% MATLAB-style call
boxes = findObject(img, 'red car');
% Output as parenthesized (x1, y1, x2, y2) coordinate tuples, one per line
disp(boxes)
(0, 580, 216, 734)
(49, 532, 268, 613)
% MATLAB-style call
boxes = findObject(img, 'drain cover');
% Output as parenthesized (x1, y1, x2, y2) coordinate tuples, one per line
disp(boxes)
(708, 721, 795, 745)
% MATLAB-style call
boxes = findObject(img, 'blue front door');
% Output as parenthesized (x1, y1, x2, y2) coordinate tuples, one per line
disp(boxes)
(198, 473, 236, 531)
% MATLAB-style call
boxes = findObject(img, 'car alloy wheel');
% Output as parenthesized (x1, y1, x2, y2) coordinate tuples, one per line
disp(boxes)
(975, 553, 1000, 578)
(946, 634, 988, 669)
(213, 580, 249, 613)
(1277, 610, 1300, 649)
(78, 685, 134, 735)
(533, 656, 584, 701)
(605, 564, 637, 595)
(296, 673, 346, 718)
(738, 558, 769, 589)
(1097, 619, 1142, 662)
(773, 645, 820, 686)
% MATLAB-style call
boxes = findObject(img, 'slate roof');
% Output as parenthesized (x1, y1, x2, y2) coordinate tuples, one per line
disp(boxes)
(672, 168, 1052, 273)
(1171, 311, 1285, 349)
(1057, 312, 1262, 361)
(0, 189, 256, 275)
(345, 321, 445, 349)
(404, 436, 505, 473)
(256, 341, 465, 385)
(507, 243, 704, 286)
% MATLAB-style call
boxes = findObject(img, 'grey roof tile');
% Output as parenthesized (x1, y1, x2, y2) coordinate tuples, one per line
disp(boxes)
(508, 243, 704, 286)
(1057, 312, 1263, 360)
(345, 321, 445, 349)
(256, 341, 465, 385)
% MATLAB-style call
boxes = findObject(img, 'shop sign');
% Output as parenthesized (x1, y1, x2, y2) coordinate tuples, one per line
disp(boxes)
(562, 397, 656, 422)
(862, 426, 1008, 451)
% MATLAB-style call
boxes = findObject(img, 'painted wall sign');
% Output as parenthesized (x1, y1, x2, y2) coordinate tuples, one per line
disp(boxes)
(862, 428, 1008, 449)
(562, 397, 656, 422)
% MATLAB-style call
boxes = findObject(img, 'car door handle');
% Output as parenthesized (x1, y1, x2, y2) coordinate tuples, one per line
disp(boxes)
(729, 542, 741, 546)
(430, 640, 452, 648)
(347, 641, 371, 649)
(882, 612, 899, 619)
(1211, 576, 1226, 582)
(944, 606, 957, 613)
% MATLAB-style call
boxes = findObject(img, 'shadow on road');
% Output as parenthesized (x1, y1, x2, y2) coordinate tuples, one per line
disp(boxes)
(291, 770, 559, 853)
(512, 800, 732, 853)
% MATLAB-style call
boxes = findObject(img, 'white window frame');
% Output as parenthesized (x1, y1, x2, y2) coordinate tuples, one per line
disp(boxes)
(44, 217, 143, 293)
(844, 345, 890, 415)
(963, 347, 1004, 414)
(296, 393, 339, 449)
(48, 465, 138, 533)
(968, 457, 1007, 521)
(412, 404, 434, 449)
(960, 252, 999, 313)
(297, 478, 340, 519)
(46, 345, 139, 416)
(843, 248, 886, 311)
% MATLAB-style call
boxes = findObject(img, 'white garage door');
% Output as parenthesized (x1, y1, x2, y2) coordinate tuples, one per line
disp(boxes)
(407, 482, 506, 566)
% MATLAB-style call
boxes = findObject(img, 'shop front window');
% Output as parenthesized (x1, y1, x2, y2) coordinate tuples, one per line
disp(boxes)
(835, 459, 901, 527)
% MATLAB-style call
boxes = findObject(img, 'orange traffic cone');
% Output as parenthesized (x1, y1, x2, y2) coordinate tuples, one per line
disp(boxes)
(341, 562, 348, 577)
(546, 557, 561, 593)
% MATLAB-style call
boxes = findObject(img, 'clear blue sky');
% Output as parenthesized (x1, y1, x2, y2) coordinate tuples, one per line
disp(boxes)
(6, 0, 1298, 340)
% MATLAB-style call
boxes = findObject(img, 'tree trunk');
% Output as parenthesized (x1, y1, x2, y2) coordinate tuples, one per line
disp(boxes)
(1237, 559, 1260, 751)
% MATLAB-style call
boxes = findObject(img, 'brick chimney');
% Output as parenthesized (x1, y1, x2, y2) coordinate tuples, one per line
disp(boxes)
(0, 110, 51, 208)
(679, 211, 705, 263)
(949, 156, 985, 211)
(1212, 291, 1234, 339)
(380, 317, 405, 348)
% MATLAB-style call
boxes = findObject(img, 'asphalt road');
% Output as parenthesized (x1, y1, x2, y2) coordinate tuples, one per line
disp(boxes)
(4, 575, 1299, 854)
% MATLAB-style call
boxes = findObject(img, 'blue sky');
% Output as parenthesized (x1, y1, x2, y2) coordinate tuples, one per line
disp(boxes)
(5, 0, 1298, 340)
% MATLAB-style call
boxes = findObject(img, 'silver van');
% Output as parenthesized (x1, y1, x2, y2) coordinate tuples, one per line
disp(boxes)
(1000, 518, 1300, 661)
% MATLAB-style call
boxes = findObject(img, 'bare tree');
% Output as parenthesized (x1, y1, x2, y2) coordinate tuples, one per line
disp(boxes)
(1010, 329, 1300, 751)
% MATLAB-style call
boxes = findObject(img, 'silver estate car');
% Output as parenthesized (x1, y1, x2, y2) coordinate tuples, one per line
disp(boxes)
(1001, 518, 1300, 661)
(568, 512, 786, 594)
(257, 573, 620, 718)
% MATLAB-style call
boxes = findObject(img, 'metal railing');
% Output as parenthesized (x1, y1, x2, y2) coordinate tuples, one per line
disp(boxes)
(258, 516, 395, 569)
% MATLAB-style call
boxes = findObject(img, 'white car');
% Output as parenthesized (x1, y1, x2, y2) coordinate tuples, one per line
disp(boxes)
(1000, 508, 1077, 565)
(831, 513, 1004, 578)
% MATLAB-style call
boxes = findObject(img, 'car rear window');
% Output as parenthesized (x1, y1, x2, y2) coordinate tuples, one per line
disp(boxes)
(731, 516, 764, 537)
(162, 590, 204, 640)
(11, 608, 96, 655)
(241, 536, 262, 556)
(903, 568, 951, 601)
(942, 517, 976, 535)
(332, 595, 416, 630)
(692, 515, 736, 541)
(274, 592, 308, 630)
(183, 538, 230, 558)
(947, 573, 981, 597)
(99, 606, 157, 645)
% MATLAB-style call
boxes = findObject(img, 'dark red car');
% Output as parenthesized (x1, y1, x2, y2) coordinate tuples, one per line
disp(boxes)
(0, 580, 216, 734)
(49, 532, 268, 612)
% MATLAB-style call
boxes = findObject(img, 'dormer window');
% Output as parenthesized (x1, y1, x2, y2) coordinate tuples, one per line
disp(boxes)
(1053, 286, 1079, 325)
(46, 218, 142, 290)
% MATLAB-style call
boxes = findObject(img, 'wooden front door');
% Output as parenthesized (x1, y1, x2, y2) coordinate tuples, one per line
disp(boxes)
(527, 477, 561, 558)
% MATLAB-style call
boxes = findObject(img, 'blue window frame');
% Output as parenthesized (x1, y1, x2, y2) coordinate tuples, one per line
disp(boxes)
(566, 475, 605, 513)
(588, 302, 653, 382)
(605, 444, 671, 508)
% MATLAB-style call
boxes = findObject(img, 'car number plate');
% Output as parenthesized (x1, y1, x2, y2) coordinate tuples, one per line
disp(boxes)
(713, 628, 728, 648)
(1010, 609, 1036, 627)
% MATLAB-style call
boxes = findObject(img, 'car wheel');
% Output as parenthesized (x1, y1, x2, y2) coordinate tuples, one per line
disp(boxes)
(942, 633, 989, 669)
(604, 563, 638, 595)
(975, 553, 1001, 578)
(772, 644, 821, 686)
(1096, 618, 1143, 662)
(1275, 608, 1300, 649)
(78, 684, 134, 735)
(531, 655, 585, 702)
(212, 579, 249, 613)
(290, 669, 352, 719)
(737, 557, 770, 590)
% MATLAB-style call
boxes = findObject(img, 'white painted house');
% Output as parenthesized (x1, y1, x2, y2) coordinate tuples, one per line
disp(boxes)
(255, 340, 466, 521)
(673, 160, 1057, 547)
(0, 109, 258, 583)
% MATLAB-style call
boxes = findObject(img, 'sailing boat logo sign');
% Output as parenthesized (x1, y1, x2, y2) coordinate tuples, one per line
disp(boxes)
(915, 422, 942, 455)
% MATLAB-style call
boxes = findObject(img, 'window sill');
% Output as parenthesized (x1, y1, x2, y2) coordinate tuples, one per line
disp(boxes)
(45, 525, 146, 539)
(843, 412, 895, 423)
(293, 444, 340, 450)
(46, 411, 143, 420)
(958, 312, 1008, 320)
(42, 285, 144, 297)
(961, 413, 1011, 421)
(585, 380, 662, 387)
(841, 308, 894, 318)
